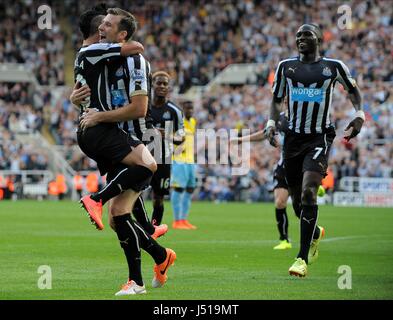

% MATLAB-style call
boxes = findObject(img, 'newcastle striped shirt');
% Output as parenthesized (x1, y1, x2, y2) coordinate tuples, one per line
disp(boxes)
(74, 43, 123, 112)
(272, 57, 357, 134)
(105, 53, 151, 140)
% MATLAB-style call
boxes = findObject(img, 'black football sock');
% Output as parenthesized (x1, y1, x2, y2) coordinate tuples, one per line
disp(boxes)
(91, 165, 153, 205)
(275, 208, 288, 241)
(297, 205, 318, 264)
(132, 196, 155, 235)
(292, 201, 302, 219)
(133, 221, 167, 265)
(113, 214, 143, 286)
(313, 224, 321, 239)
(151, 203, 164, 226)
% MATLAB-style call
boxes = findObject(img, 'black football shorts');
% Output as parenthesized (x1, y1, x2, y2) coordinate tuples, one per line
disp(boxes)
(77, 123, 143, 176)
(273, 162, 288, 190)
(150, 164, 171, 196)
(283, 127, 336, 187)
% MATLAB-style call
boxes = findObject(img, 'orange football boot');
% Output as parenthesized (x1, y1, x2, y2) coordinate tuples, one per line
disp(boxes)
(80, 195, 104, 230)
(182, 220, 197, 229)
(152, 224, 169, 240)
(172, 220, 189, 229)
(152, 248, 177, 288)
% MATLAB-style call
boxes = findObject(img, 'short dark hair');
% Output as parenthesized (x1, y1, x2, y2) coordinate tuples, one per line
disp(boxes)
(182, 100, 194, 108)
(79, 3, 107, 40)
(307, 23, 323, 42)
(107, 8, 137, 41)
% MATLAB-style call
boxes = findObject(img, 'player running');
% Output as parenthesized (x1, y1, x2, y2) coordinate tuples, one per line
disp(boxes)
(171, 100, 197, 230)
(231, 113, 326, 250)
(266, 23, 364, 277)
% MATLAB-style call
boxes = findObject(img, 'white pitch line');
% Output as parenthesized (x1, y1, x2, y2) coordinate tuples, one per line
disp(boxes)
(322, 236, 369, 242)
(179, 235, 389, 245)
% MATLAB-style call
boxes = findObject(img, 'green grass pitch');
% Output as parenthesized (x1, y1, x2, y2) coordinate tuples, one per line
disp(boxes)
(0, 200, 392, 300)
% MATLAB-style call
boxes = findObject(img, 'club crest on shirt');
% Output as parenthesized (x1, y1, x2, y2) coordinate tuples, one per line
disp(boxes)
(163, 111, 171, 120)
(322, 66, 332, 77)
(116, 67, 123, 77)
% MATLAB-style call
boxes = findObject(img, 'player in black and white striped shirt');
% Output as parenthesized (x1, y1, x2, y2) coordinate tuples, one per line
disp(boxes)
(266, 23, 365, 277)
(134, 71, 185, 227)
(271, 56, 358, 135)
(94, 40, 170, 240)
(74, 9, 157, 224)
(73, 4, 144, 114)
(73, 6, 176, 296)
(71, 9, 160, 230)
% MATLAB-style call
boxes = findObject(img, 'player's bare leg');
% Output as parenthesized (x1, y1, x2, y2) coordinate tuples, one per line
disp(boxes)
(121, 144, 157, 173)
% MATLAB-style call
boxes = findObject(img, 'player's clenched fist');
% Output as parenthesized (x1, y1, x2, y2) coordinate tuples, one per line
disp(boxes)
(344, 111, 365, 141)
(266, 120, 278, 147)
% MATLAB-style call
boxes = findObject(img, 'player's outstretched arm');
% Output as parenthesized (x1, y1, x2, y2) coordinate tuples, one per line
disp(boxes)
(344, 85, 364, 141)
(231, 129, 267, 143)
(120, 41, 144, 56)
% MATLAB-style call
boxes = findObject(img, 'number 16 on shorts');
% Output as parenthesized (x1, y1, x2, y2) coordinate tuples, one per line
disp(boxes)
(160, 178, 170, 190)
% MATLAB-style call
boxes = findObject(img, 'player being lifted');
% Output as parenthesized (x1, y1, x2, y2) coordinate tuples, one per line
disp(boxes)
(74, 5, 155, 229)
(72, 6, 170, 237)
(73, 6, 175, 295)
(266, 24, 364, 277)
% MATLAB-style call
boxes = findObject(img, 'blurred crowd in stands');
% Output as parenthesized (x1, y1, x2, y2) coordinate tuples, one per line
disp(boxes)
(0, 0, 392, 201)
(196, 82, 393, 202)
(0, 0, 65, 85)
(66, 0, 393, 92)
(0, 83, 49, 172)
(1, 0, 392, 91)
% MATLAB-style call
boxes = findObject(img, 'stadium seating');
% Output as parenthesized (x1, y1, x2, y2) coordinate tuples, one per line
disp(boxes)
(67, 0, 393, 92)
(0, 0, 392, 201)
(0, 1, 65, 85)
